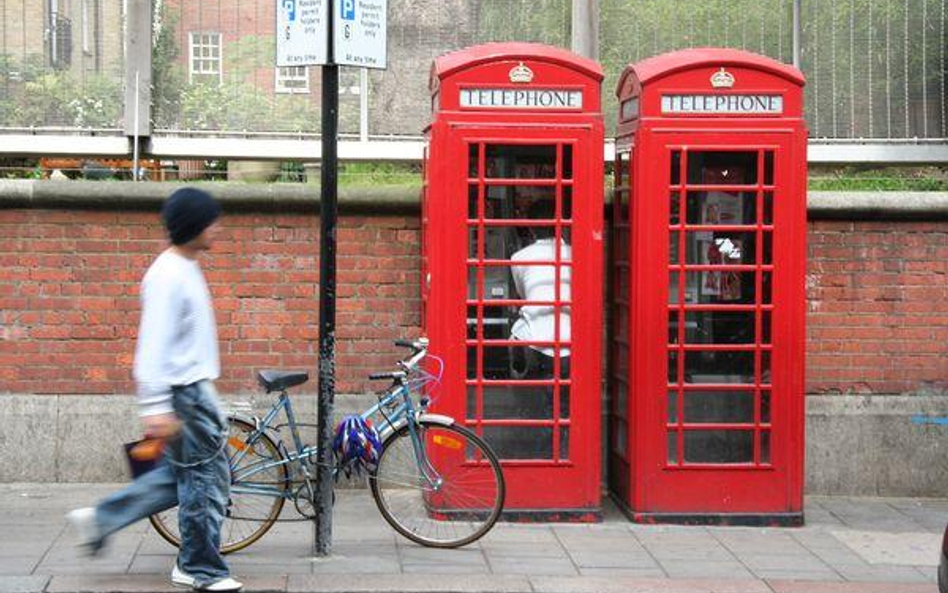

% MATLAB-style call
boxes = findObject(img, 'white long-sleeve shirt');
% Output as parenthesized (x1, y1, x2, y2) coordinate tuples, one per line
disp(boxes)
(510, 237, 571, 357)
(133, 249, 220, 416)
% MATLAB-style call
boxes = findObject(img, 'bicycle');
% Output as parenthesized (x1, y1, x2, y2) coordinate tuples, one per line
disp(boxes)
(148, 338, 505, 552)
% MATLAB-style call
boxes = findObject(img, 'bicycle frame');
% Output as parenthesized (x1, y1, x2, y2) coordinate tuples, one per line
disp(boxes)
(228, 379, 440, 500)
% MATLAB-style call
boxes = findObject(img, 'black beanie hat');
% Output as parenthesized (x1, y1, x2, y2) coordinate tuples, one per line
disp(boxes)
(162, 187, 221, 245)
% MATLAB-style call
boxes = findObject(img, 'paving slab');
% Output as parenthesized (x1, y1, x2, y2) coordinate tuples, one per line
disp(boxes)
(831, 529, 942, 566)
(766, 580, 938, 593)
(287, 573, 532, 592)
(530, 576, 772, 593)
(0, 576, 51, 593)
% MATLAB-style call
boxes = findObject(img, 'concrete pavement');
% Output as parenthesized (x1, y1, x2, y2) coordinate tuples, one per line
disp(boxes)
(1, 484, 942, 592)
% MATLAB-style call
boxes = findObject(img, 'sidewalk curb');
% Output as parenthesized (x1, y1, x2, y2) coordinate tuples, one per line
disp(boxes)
(14, 574, 939, 593)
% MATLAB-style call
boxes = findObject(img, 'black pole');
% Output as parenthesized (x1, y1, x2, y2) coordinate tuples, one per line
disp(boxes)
(315, 1, 338, 558)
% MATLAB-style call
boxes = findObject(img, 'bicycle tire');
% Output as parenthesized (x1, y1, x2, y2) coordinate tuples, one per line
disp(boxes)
(370, 420, 505, 548)
(149, 417, 288, 554)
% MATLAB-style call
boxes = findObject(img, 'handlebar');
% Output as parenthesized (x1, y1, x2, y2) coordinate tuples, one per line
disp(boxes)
(367, 337, 429, 381)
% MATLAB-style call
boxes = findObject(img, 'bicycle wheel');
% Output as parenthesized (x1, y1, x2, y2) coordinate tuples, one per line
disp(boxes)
(149, 417, 289, 554)
(370, 420, 504, 548)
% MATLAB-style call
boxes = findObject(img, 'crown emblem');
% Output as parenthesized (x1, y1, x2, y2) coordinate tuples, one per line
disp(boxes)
(711, 67, 735, 88)
(509, 62, 534, 84)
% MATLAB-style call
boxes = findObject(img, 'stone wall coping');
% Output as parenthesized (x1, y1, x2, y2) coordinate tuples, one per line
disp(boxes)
(1, 180, 947, 219)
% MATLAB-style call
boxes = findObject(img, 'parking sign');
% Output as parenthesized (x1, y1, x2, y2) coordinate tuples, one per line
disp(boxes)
(334, 0, 387, 69)
(276, 0, 328, 66)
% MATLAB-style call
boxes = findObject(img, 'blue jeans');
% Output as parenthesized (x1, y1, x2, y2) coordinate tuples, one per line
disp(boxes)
(94, 381, 231, 586)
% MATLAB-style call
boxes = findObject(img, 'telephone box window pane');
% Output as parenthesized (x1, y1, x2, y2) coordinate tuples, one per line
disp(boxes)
(684, 311, 757, 344)
(668, 272, 697, 304)
(504, 344, 570, 380)
(670, 150, 682, 185)
(468, 265, 516, 301)
(761, 390, 772, 423)
(761, 350, 772, 385)
(468, 144, 479, 178)
(485, 185, 556, 220)
(667, 431, 679, 464)
(560, 387, 570, 419)
(667, 390, 678, 423)
(762, 312, 772, 344)
(562, 144, 573, 179)
(466, 305, 480, 339)
(468, 185, 479, 219)
(683, 391, 755, 424)
(764, 151, 774, 185)
(668, 310, 683, 344)
(763, 192, 774, 225)
(669, 231, 680, 263)
(470, 384, 556, 420)
(485, 145, 556, 178)
(559, 427, 569, 459)
(686, 191, 756, 225)
(761, 271, 773, 304)
(684, 430, 753, 463)
(478, 305, 516, 340)
(469, 226, 521, 260)
(561, 186, 573, 220)
(686, 151, 758, 185)
(482, 426, 552, 460)
(760, 430, 771, 464)
(668, 351, 679, 383)
(686, 232, 754, 265)
(670, 192, 681, 225)
(762, 232, 773, 265)
(684, 271, 759, 304)
(685, 351, 755, 384)
(466, 346, 478, 379)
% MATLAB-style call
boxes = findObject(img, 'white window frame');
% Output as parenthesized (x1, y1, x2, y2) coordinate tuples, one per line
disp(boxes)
(188, 31, 222, 84)
(275, 65, 310, 94)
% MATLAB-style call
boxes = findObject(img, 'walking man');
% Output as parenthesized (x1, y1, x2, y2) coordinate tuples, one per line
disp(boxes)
(67, 187, 241, 592)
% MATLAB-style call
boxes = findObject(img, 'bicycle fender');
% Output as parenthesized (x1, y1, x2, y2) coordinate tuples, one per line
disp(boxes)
(378, 413, 455, 441)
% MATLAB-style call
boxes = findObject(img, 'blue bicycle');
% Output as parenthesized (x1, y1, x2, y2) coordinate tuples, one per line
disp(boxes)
(149, 338, 505, 551)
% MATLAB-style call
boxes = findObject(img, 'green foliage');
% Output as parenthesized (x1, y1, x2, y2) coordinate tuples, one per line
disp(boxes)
(808, 166, 948, 191)
(339, 162, 420, 186)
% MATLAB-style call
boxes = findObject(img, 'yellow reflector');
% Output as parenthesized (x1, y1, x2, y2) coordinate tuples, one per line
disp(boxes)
(432, 435, 462, 450)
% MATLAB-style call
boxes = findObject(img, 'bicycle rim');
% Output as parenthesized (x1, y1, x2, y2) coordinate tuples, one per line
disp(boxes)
(149, 417, 288, 554)
(370, 421, 505, 548)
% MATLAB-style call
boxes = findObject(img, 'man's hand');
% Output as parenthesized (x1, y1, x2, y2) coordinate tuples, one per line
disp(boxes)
(142, 412, 182, 439)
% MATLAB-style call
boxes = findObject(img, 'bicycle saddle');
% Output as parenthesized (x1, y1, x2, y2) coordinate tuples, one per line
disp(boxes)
(257, 370, 309, 392)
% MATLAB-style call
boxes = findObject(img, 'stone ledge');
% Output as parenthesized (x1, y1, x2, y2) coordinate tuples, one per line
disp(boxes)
(2, 180, 947, 220)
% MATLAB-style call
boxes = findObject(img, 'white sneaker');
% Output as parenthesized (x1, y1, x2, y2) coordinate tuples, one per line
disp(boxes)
(65, 507, 102, 554)
(171, 563, 195, 588)
(196, 577, 243, 592)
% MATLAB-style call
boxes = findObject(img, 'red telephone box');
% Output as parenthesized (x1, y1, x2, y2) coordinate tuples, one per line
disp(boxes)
(422, 43, 604, 519)
(608, 49, 806, 524)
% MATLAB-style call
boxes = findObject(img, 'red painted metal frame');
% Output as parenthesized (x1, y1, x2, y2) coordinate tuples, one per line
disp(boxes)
(424, 44, 604, 517)
(609, 49, 807, 522)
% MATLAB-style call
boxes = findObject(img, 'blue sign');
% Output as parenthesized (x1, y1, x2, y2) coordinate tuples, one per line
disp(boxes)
(341, 0, 355, 20)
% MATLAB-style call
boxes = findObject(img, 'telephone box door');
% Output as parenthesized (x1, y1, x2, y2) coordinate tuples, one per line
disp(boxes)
(437, 125, 602, 514)
(638, 131, 803, 514)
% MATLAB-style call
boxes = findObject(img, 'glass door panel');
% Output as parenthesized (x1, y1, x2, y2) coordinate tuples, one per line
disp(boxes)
(467, 141, 574, 463)
(667, 147, 777, 467)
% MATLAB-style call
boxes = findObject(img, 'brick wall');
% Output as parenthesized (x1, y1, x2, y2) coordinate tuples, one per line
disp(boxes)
(0, 209, 945, 398)
(806, 221, 948, 395)
(0, 208, 420, 396)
